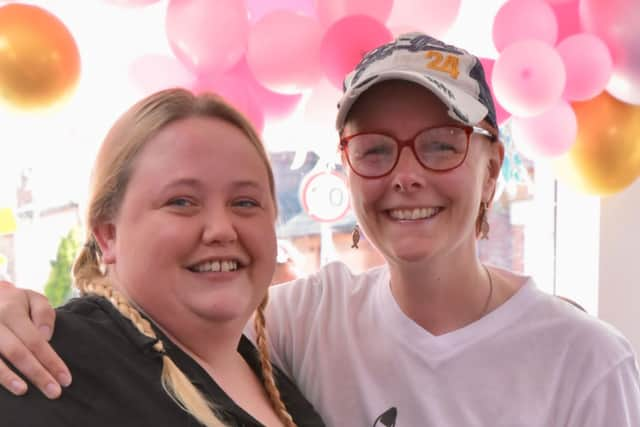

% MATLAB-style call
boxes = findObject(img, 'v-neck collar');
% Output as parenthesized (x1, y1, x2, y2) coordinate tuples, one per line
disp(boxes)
(375, 269, 541, 365)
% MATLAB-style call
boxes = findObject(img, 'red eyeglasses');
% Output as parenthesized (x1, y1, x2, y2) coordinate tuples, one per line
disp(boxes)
(339, 125, 496, 179)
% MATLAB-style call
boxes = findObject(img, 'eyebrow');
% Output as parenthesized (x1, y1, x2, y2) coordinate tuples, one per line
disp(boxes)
(160, 177, 203, 191)
(229, 180, 267, 192)
(160, 178, 266, 192)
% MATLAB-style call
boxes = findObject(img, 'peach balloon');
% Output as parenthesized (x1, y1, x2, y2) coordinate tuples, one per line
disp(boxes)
(554, 92, 640, 195)
(0, 4, 80, 109)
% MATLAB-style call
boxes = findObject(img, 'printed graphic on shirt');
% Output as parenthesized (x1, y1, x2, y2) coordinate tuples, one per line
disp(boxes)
(372, 407, 397, 427)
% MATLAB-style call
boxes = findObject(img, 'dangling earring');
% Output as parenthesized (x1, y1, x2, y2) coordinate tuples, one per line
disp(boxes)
(351, 224, 360, 249)
(479, 201, 490, 240)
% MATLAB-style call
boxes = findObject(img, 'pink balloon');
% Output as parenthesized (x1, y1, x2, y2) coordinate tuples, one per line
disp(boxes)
(580, 0, 640, 105)
(315, 0, 393, 27)
(320, 15, 392, 89)
(478, 58, 511, 126)
(511, 100, 577, 158)
(166, 0, 249, 75)
(492, 0, 558, 52)
(105, 0, 160, 6)
(550, 0, 581, 42)
(557, 33, 612, 101)
(246, 0, 315, 22)
(250, 79, 303, 120)
(493, 40, 566, 117)
(247, 11, 323, 95)
(386, 0, 461, 39)
(233, 59, 303, 119)
(129, 54, 196, 96)
(193, 71, 265, 133)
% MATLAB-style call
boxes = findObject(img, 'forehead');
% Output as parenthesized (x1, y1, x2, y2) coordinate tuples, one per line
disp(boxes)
(131, 116, 269, 184)
(345, 80, 452, 131)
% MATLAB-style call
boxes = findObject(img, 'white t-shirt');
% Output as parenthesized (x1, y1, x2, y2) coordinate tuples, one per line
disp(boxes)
(248, 262, 640, 427)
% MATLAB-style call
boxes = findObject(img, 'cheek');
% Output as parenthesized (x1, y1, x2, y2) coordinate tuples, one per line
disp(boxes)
(350, 177, 386, 207)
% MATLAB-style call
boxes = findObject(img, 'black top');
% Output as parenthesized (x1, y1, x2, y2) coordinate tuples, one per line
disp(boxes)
(0, 296, 324, 427)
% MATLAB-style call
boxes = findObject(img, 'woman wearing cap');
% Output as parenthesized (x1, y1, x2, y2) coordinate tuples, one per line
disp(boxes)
(0, 33, 639, 426)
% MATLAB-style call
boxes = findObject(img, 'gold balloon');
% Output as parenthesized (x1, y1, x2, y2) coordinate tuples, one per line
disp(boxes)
(554, 91, 640, 195)
(0, 4, 80, 109)
(0, 207, 16, 235)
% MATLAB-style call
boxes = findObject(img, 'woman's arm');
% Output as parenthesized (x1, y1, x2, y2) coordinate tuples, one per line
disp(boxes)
(0, 281, 71, 398)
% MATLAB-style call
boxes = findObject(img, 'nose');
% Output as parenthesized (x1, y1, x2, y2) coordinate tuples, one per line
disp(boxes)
(391, 146, 426, 192)
(201, 207, 238, 245)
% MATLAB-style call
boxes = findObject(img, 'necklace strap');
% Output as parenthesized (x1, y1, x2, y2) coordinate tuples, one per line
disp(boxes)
(481, 264, 494, 316)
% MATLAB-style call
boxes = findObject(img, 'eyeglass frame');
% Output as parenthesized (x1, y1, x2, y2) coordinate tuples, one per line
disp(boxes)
(339, 124, 497, 179)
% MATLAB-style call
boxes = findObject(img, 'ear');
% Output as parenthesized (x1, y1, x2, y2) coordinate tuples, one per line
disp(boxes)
(92, 222, 117, 264)
(483, 141, 505, 203)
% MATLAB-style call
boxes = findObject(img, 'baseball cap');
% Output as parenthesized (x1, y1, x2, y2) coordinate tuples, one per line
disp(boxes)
(336, 32, 498, 131)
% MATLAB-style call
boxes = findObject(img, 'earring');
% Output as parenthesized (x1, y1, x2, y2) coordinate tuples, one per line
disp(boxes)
(479, 201, 490, 240)
(351, 224, 360, 249)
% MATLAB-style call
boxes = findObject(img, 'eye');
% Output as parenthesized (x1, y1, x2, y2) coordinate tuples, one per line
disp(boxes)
(167, 197, 195, 208)
(363, 145, 393, 156)
(232, 198, 260, 208)
(350, 135, 395, 161)
(425, 141, 458, 153)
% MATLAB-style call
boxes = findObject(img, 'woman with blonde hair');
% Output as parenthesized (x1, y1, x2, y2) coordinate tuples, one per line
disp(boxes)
(0, 88, 323, 426)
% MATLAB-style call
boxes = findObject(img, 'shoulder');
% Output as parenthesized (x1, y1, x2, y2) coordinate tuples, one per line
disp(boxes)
(268, 261, 388, 306)
(47, 296, 159, 381)
(525, 284, 636, 369)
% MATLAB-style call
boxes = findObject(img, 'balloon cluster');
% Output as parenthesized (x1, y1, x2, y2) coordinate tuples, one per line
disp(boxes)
(2, 0, 638, 195)
(0, 4, 80, 110)
(126, 0, 462, 133)
(487, 0, 640, 194)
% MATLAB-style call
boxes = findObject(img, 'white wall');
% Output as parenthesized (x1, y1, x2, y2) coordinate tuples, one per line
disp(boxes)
(599, 179, 640, 355)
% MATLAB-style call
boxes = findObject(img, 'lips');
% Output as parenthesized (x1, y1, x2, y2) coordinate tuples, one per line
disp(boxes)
(187, 259, 242, 273)
(387, 207, 441, 220)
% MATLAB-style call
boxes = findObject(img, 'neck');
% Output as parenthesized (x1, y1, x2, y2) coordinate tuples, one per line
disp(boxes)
(155, 312, 249, 370)
(388, 251, 493, 336)
(107, 275, 248, 369)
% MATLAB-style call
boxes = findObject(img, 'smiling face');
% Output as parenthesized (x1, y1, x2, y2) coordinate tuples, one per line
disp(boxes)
(95, 116, 277, 332)
(342, 80, 502, 266)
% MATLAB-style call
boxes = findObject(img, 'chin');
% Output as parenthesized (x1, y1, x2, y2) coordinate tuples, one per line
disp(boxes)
(384, 238, 437, 262)
(184, 290, 257, 323)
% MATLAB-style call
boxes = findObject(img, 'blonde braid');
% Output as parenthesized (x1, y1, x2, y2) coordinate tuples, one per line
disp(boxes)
(72, 241, 226, 427)
(254, 295, 297, 427)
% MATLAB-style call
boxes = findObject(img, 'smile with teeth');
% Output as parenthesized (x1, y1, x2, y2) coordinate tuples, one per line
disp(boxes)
(190, 260, 239, 273)
(388, 207, 440, 220)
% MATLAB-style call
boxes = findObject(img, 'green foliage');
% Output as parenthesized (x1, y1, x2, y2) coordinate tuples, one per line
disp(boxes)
(44, 227, 81, 307)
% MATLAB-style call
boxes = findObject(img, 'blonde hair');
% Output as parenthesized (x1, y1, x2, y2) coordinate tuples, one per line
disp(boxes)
(72, 88, 294, 427)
